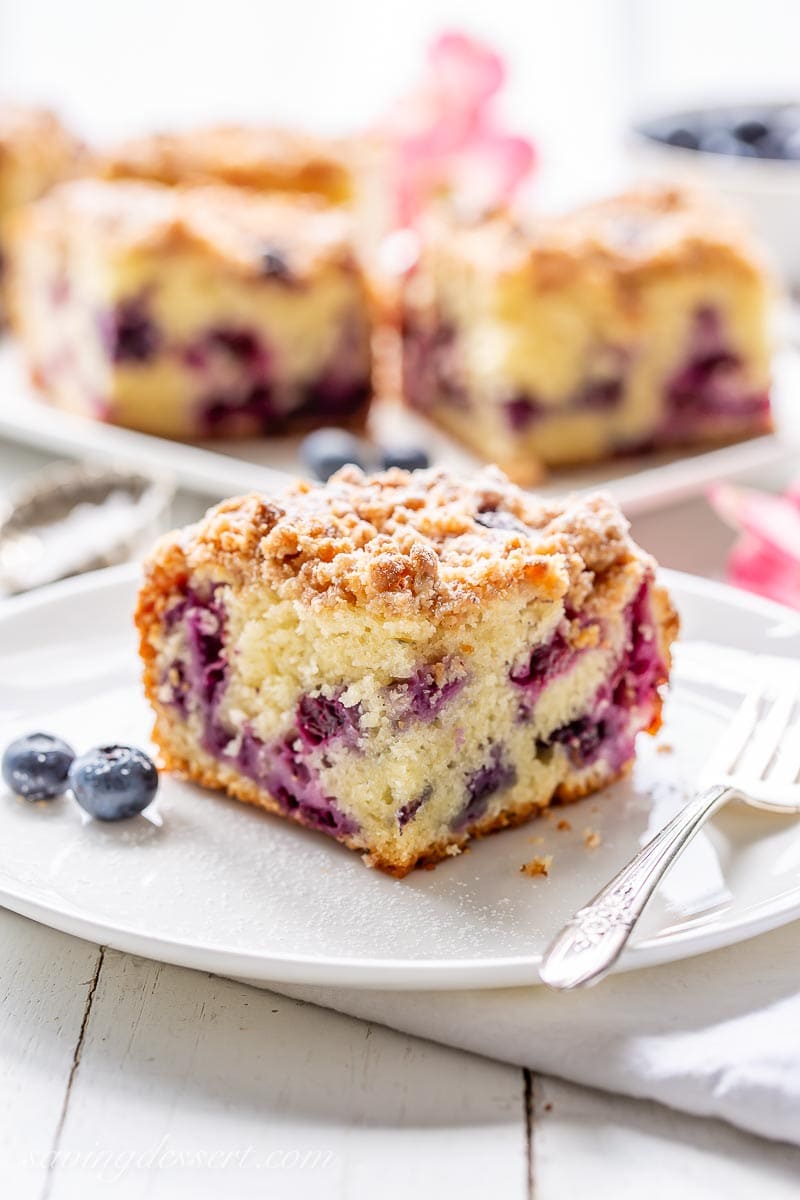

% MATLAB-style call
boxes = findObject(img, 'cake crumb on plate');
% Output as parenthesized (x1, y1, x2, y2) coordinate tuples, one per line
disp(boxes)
(521, 855, 553, 878)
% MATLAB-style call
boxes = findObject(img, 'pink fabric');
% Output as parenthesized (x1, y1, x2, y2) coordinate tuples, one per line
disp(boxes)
(709, 483, 800, 610)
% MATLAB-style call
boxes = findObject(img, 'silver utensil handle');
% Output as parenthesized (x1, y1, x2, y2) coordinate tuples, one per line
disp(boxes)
(539, 783, 734, 990)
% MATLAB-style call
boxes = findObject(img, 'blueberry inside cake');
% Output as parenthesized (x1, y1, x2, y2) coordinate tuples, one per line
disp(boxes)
(8, 179, 373, 438)
(137, 466, 677, 876)
(401, 185, 772, 483)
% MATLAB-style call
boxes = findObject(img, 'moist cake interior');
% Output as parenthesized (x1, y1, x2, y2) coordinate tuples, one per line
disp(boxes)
(137, 468, 677, 875)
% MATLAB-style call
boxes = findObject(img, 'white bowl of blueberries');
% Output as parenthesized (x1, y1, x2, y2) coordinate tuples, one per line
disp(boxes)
(633, 102, 800, 283)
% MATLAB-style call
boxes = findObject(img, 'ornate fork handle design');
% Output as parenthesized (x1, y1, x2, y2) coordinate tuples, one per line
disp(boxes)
(539, 784, 733, 990)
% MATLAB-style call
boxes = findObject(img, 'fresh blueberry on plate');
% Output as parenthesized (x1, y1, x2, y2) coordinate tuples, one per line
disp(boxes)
(733, 118, 770, 146)
(2, 732, 75, 801)
(379, 445, 431, 471)
(664, 126, 700, 151)
(301, 428, 366, 481)
(261, 246, 292, 282)
(699, 129, 758, 158)
(69, 744, 159, 821)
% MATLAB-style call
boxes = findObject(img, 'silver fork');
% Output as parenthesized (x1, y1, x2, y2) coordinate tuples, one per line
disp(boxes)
(539, 681, 800, 990)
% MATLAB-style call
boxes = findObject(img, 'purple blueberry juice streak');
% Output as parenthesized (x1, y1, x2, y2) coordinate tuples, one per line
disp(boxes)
(206, 326, 270, 368)
(663, 306, 769, 429)
(398, 783, 434, 830)
(503, 348, 628, 432)
(296, 693, 361, 748)
(100, 297, 161, 364)
(402, 319, 468, 411)
(389, 662, 467, 724)
(186, 599, 227, 709)
(542, 583, 664, 772)
(300, 375, 371, 420)
(256, 731, 358, 836)
(161, 586, 358, 837)
(505, 395, 544, 431)
(581, 378, 623, 410)
(162, 586, 227, 714)
(182, 325, 271, 373)
(199, 384, 275, 432)
(198, 375, 370, 435)
(510, 627, 576, 710)
(454, 746, 517, 830)
(293, 313, 372, 423)
(192, 316, 370, 434)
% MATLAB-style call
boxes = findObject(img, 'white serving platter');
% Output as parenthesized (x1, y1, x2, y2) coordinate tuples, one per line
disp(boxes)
(0, 343, 798, 514)
(0, 564, 798, 990)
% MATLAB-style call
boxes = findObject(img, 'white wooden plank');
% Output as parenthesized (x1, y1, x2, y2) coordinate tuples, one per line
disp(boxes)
(47, 950, 527, 1200)
(0, 908, 102, 1200)
(533, 1075, 800, 1200)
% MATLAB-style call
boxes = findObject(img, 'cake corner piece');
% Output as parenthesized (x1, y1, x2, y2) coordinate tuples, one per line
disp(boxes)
(401, 183, 773, 480)
(136, 466, 678, 876)
(8, 178, 374, 438)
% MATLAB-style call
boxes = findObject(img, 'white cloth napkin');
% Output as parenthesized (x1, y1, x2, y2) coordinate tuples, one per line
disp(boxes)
(274, 919, 800, 1146)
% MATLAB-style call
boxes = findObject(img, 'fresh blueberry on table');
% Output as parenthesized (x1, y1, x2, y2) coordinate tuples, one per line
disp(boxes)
(646, 106, 800, 162)
(2, 732, 75, 801)
(69, 745, 159, 820)
(301, 428, 367, 481)
(379, 445, 431, 472)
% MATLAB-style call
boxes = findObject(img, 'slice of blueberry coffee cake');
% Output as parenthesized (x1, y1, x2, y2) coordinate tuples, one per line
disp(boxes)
(136, 466, 678, 876)
(8, 179, 373, 437)
(0, 105, 84, 319)
(401, 185, 772, 483)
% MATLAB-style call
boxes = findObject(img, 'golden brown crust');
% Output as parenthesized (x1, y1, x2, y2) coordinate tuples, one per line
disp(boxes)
(10, 178, 361, 279)
(420, 183, 769, 292)
(138, 466, 651, 622)
(96, 124, 355, 203)
(145, 702, 643, 877)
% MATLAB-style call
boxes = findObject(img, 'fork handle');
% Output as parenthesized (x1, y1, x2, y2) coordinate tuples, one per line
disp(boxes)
(539, 783, 734, 990)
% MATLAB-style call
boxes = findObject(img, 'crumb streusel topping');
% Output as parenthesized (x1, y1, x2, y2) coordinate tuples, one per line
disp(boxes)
(96, 124, 355, 197)
(152, 466, 647, 619)
(424, 184, 768, 289)
(16, 179, 360, 278)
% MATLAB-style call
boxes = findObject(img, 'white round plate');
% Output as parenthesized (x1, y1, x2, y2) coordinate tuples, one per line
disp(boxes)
(1, 565, 799, 990)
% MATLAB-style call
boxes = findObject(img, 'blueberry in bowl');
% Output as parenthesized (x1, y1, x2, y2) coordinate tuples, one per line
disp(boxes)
(632, 100, 800, 282)
(69, 744, 159, 820)
(2, 732, 75, 801)
(637, 103, 800, 163)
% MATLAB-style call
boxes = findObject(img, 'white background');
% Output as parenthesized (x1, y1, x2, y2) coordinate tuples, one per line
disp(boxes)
(3, 0, 800, 210)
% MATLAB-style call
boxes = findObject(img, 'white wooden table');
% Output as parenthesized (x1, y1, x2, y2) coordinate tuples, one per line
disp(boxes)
(2, 443, 800, 1198)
